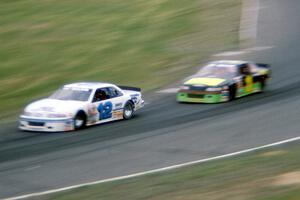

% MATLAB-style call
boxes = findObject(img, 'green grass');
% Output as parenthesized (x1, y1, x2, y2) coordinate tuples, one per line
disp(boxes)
(36, 142, 300, 200)
(0, 0, 241, 121)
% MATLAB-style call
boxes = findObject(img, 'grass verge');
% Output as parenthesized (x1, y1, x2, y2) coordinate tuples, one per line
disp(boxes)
(0, 0, 241, 121)
(35, 141, 300, 200)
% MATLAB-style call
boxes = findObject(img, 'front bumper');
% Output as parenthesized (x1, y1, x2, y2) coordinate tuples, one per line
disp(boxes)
(19, 116, 74, 132)
(177, 90, 229, 103)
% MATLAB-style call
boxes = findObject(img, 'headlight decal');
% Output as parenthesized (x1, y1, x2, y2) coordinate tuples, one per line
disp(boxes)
(180, 85, 190, 90)
(46, 113, 67, 118)
(206, 87, 222, 92)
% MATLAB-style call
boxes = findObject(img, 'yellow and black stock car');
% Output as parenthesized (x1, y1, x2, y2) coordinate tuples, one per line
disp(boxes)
(177, 60, 271, 103)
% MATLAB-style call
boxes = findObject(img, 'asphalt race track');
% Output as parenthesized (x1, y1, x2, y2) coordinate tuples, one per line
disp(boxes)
(1, 0, 300, 199)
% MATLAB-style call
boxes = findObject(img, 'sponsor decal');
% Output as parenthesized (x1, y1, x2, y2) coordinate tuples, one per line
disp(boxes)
(130, 94, 140, 103)
(222, 90, 229, 96)
(112, 110, 123, 119)
(88, 104, 98, 124)
(88, 104, 98, 115)
(131, 97, 138, 103)
(115, 103, 123, 109)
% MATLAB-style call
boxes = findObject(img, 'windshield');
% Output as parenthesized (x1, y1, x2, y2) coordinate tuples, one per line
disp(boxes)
(196, 64, 237, 79)
(49, 87, 92, 101)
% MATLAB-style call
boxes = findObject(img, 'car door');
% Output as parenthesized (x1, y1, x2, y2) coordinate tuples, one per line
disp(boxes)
(106, 87, 126, 120)
(90, 88, 114, 123)
(239, 64, 254, 94)
(91, 87, 125, 123)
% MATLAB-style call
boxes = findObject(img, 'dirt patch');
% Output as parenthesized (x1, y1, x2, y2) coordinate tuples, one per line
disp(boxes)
(273, 171, 300, 186)
(259, 150, 287, 157)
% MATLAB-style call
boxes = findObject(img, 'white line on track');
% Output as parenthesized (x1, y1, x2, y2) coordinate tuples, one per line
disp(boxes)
(7, 136, 300, 200)
(156, 88, 179, 94)
(213, 51, 248, 57)
(245, 46, 274, 51)
(24, 165, 41, 172)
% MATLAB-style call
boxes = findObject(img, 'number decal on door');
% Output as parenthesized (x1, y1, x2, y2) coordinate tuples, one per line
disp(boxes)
(245, 75, 253, 93)
(98, 102, 113, 120)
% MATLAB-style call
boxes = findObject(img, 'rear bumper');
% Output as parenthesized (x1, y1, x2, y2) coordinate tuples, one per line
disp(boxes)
(177, 91, 229, 103)
(19, 117, 74, 132)
(134, 99, 145, 111)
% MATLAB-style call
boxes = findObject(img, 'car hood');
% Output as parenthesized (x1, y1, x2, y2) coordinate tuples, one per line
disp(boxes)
(184, 77, 227, 87)
(25, 99, 86, 115)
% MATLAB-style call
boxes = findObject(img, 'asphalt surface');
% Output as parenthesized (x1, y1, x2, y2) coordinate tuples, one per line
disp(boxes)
(1, 0, 300, 199)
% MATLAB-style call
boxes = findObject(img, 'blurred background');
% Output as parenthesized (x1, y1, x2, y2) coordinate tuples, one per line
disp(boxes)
(0, 0, 240, 121)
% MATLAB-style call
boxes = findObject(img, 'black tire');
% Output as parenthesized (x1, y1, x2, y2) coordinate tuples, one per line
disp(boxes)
(260, 79, 265, 92)
(229, 85, 236, 101)
(123, 102, 134, 120)
(74, 111, 86, 130)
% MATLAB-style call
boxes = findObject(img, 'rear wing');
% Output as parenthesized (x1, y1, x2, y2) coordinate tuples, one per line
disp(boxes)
(256, 63, 270, 68)
(256, 63, 271, 78)
(118, 85, 141, 92)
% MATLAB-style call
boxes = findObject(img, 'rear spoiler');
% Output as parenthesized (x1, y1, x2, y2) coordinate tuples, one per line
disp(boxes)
(118, 85, 141, 92)
(256, 63, 270, 68)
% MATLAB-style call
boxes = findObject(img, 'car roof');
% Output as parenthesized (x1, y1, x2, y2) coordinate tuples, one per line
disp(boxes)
(63, 82, 117, 90)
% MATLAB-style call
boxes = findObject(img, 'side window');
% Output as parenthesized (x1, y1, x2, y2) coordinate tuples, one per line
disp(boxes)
(239, 64, 251, 75)
(249, 63, 259, 73)
(107, 87, 123, 98)
(93, 88, 111, 102)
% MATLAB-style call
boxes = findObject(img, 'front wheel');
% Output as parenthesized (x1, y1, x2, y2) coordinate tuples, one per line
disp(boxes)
(74, 112, 86, 130)
(123, 102, 134, 120)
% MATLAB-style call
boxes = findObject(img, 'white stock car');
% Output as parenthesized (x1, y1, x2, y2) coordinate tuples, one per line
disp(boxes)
(19, 82, 145, 132)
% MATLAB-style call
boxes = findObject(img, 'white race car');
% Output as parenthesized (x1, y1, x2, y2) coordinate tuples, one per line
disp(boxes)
(19, 82, 145, 132)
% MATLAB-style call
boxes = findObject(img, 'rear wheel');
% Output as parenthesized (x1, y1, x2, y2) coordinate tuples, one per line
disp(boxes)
(259, 79, 265, 92)
(229, 85, 236, 101)
(74, 112, 86, 130)
(123, 102, 134, 120)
